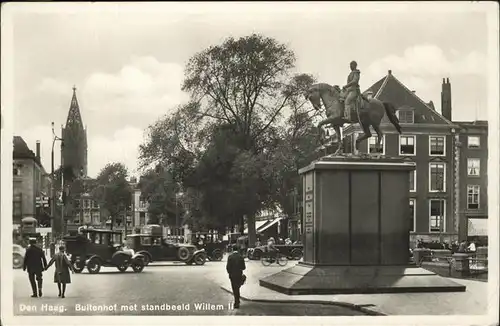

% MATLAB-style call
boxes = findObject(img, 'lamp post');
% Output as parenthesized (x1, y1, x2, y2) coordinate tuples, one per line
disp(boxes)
(51, 122, 64, 240)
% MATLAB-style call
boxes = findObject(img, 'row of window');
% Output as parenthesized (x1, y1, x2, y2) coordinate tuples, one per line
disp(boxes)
(74, 199, 99, 209)
(409, 186, 482, 233)
(407, 159, 482, 193)
(409, 198, 445, 233)
(408, 163, 446, 192)
(366, 135, 482, 156)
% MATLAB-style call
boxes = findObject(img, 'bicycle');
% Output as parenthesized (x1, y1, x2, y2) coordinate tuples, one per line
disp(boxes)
(261, 252, 288, 267)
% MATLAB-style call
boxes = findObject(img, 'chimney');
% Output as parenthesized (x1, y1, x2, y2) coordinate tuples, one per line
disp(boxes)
(441, 77, 452, 121)
(36, 140, 41, 160)
(411, 90, 416, 94)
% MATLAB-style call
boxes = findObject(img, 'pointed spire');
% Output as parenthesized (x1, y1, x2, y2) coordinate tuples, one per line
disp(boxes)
(66, 85, 83, 127)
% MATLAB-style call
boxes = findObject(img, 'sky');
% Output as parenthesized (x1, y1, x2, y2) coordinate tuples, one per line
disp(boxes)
(3, 2, 495, 179)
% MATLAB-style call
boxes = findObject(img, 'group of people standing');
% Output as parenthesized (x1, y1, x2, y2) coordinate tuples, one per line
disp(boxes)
(22, 238, 75, 298)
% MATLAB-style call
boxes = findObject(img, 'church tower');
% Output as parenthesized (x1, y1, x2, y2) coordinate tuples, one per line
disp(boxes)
(62, 86, 88, 181)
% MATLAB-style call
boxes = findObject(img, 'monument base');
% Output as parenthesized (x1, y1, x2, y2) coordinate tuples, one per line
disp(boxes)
(259, 263, 466, 295)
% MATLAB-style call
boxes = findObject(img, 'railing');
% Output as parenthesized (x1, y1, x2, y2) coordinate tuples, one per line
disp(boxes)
(468, 256, 488, 275)
(417, 250, 488, 279)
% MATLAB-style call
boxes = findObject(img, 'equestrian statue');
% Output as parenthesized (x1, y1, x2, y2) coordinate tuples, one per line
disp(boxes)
(305, 60, 402, 156)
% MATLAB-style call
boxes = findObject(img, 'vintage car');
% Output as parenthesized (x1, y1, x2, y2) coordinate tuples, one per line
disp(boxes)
(187, 232, 225, 261)
(13, 244, 26, 269)
(126, 233, 207, 265)
(247, 244, 303, 260)
(63, 227, 146, 274)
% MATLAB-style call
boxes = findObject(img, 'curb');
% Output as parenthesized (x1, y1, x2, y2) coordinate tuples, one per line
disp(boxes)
(219, 286, 386, 316)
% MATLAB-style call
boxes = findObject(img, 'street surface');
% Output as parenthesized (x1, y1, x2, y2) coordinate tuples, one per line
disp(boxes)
(13, 257, 365, 316)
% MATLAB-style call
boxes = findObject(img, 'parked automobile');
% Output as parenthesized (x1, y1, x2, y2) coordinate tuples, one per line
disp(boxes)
(187, 232, 225, 261)
(13, 244, 25, 269)
(247, 244, 303, 260)
(63, 227, 146, 274)
(126, 233, 207, 266)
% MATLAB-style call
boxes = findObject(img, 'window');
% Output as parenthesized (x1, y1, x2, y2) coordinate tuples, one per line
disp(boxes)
(409, 199, 416, 232)
(399, 135, 415, 155)
(409, 170, 416, 192)
(429, 136, 445, 156)
(13, 193, 22, 216)
(468, 136, 480, 149)
(93, 201, 99, 209)
(368, 136, 385, 154)
(429, 199, 445, 232)
(13, 166, 21, 176)
(467, 185, 480, 209)
(398, 110, 414, 124)
(92, 213, 100, 225)
(83, 211, 91, 224)
(467, 158, 480, 176)
(429, 163, 446, 192)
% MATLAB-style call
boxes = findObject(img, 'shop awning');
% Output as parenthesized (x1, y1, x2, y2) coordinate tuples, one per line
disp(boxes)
(468, 218, 488, 236)
(244, 220, 270, 234)
(258, 217, 281, 233)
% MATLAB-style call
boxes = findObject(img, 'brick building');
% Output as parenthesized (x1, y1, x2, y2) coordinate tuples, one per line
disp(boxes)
(340, 71, 466, 246)
(455, 121, 488, 243)
(13, 137, 52, 228)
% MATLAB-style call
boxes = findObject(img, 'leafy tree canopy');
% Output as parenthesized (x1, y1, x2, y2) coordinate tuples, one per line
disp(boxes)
(92, 162, 132, 223)
(139, 33, 320, 232)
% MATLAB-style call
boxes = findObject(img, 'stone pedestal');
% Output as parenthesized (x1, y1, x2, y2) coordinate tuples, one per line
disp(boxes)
(260, 156, 466, 294)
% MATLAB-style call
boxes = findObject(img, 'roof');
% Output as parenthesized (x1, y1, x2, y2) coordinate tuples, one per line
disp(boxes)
(456, 120, 488, 128)
(66, 86, 84, 128)
(13, 136, 44, 168)
(81, 228, 122, 234)
(365, 70, 455, 126)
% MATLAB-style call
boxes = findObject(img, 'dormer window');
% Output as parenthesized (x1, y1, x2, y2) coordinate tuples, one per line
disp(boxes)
(397, 109, 414, 124)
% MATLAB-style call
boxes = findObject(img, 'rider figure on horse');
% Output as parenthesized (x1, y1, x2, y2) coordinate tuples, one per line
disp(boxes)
(342, 60, 361, 121)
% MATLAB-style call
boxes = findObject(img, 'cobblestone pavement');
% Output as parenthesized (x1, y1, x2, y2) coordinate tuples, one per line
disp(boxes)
(13, 258, 365, 316)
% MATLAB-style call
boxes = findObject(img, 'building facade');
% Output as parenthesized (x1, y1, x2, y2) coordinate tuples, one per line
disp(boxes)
(456, 121, 488, 243)
(341, 72, 462, 246)
(130, 177, 150, 228)
(13, 137, 52, 228)
(59, 86, 92, 233)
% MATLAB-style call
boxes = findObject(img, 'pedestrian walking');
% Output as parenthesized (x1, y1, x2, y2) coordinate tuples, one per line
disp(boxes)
(22, 238, 48, 297)
(45, 245, 75, 298)
(226, 245, 246, 309)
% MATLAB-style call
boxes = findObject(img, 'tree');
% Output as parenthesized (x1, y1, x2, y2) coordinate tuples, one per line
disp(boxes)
(138, 167, 183, 227)
(182, 33, 296, 152)
(268, 74, 320, 217)
(92, 163, 132, 228)
(139, 34, 317, 241)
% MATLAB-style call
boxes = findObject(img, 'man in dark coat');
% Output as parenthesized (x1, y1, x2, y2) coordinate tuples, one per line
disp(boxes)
(226, 244, 246, 308)
(23, 238, 47, 297)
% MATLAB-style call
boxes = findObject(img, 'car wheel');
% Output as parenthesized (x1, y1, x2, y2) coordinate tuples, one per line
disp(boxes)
(291, 248, 303, 260)
(13, 253, 23, 269)
(87, 258, 101, 274)
(72, 259, 85, 273)
(194, 253, 206, 265)
(142, 254, 151, 266)
(178, 247, 190, 261)
(117, 263, 128, 272)
(253, 250, 262, 260)
(211, 249, 223, 261)
(131, 260, 144, 273)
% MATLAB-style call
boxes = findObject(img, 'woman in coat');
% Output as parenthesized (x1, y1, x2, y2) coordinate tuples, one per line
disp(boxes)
(46, 245, 74, 298)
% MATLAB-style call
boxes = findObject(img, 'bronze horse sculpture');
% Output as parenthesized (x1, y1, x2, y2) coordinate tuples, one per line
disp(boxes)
(305, 83, 402, 155)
